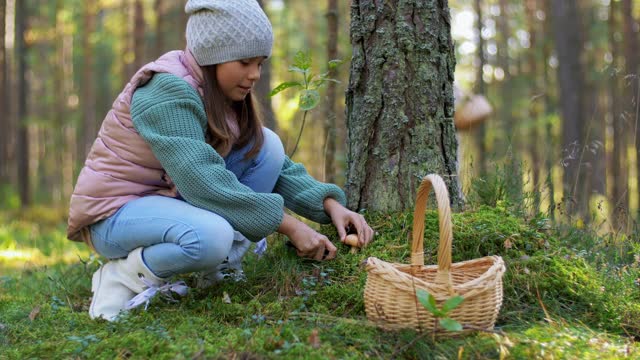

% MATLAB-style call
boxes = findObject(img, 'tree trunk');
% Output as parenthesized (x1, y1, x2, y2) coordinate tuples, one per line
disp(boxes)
(622, 0, 640, 217)
(582, 4, 605, 203)
(345, 0, 461, 212)
(525, 0, 541, 213)
(551, 0, 586, 217)
(133, 0, 145, 71)
(610, 0, 628, 228)
(53, 0, 66, 204)
(0, 0, 7, 185)
(542, 0, 556, 218)
(323, 0, 338, 183)
(472, 0, 487, 177)
(254, 0, 277, 131)
(155, 0, 164, 58)
(496, 0, 521, 205)
(15, 0, 30, 206)
(80, 1, 97, 161)
(122, 1, 134, 80)
(497, 0, 512, 139)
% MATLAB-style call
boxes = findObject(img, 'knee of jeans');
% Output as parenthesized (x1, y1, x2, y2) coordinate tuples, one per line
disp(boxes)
(179, 219, 234, 268)
(261, 127, 285, 165)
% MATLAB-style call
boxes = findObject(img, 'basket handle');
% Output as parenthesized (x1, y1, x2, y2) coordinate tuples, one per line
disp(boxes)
(410, 174, 454, 291)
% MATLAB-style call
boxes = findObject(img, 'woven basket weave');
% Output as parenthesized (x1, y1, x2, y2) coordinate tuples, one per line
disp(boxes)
(364, 174, 505, 333)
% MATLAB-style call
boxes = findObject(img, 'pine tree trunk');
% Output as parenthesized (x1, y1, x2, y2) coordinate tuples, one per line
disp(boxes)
(525, 0, 541, 213)
(497, 0, 512, 140)
(15, 0, 30, 206)
(610, 0, 628, 228)
(622, 0, 640, 219)
(0, 0, 7, 185)
(542, 0, 556, 218)
(345, 0, 461, 212)
(80, 1, 97, 162)
(255, 0, 277, 131)
(133, 0, 145, 71)
(551, 0, 586, 217)
(155, 0, 164, 57)
(582, 4, 605, 203)
(122, 1, 134, 80)
(472, 0, 487, 177)
(53, 0, 66, 204)
(323, 0, 338, 183)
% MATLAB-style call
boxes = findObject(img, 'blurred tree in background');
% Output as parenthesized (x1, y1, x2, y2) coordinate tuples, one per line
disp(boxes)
(1, 0, 639, 233)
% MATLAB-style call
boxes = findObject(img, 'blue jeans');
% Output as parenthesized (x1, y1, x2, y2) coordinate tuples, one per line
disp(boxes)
(90, 127, 285, 278)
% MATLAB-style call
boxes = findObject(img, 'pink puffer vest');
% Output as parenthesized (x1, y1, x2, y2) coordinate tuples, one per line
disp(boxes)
(67, 50, 204, 244)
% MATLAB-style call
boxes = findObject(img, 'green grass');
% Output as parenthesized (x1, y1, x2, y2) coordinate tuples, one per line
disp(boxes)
(1, 206, 639, 359)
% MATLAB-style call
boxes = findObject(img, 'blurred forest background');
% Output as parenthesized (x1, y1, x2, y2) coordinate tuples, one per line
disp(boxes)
(0, 0, 639, 234)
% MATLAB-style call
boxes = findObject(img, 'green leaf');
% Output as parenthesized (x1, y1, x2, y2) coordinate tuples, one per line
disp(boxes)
(441, 295, 464, 313)
(317, 71, 330, 79)
(293, 50, 312, 70)
(439, 318, 463, 332)
(269, 81, 302, 97)
(310, 78, 340, 89)
(306, 72, 314, 87)
(299, 89, 320, 111)
(416, 289, 439, 315)
(328, 59, 344, 69)
(288, 66, 309, 75)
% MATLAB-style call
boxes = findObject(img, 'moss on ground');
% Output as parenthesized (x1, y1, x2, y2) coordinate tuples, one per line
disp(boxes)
(1, 206, 639, 359)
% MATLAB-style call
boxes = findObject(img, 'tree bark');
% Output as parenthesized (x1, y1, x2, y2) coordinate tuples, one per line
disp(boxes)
(610, 0, 628, 227)
(155, 0, 164, 58)
(472, 0, 487, 177)
(622, 0, 640, 208)
(255, 0, 277, 131)
(581, 4, 605, 202)
(542, 0, 556, 217)
(133, 0, 145, 71)
(525, 0, 541, 213)
(15, 0, 30, 206)
(323, 0, 338, 183)
(497, 0, 512, 138)
(122, 1, 134, 80)
(0, 0, 7, 185)
(80, 1, 97, 161)
(551, 0, 586, 216)
(345, 0, 461, 212)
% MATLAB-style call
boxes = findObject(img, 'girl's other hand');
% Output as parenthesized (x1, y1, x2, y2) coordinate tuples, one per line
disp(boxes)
(288, 223, 337, 261)
(323, 198, 374, 247)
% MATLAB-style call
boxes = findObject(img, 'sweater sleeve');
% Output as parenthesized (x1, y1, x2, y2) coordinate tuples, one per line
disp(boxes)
(274, 156, 347, 224)
(130, 73, 284, 241)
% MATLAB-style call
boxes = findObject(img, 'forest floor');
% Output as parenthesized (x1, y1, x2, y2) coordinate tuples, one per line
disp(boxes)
(1, 204, 639, 359)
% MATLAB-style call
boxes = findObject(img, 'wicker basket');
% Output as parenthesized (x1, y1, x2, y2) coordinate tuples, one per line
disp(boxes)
(364, 174, 505, 333)
(454, 94, 493, 130)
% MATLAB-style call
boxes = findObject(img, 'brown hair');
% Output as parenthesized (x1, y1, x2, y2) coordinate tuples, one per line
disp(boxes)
(200, 65, 264, 159)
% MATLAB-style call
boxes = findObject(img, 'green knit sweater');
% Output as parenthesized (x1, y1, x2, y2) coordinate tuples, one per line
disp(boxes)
(130, 73, 346, 241)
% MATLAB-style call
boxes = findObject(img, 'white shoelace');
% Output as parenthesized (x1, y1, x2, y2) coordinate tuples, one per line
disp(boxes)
(125, 276, 188, 311)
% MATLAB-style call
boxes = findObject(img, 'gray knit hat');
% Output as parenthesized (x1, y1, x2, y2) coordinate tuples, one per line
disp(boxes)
(185, 0, 273, 66)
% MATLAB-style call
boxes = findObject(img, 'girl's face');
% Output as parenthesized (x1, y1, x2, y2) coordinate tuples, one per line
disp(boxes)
(216, 57, 265, 102)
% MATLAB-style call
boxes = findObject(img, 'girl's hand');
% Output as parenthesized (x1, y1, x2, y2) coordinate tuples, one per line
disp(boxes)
(323, 198, 374, 247)
(288, 223, 337, 261)
(278, 213, 337, 261)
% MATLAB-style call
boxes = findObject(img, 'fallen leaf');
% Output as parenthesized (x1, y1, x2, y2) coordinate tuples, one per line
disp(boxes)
(503, 239, 513, 249)
(29, 306, 41, 321)
(308, 329, 321, 349)
(222, 292, 231, 304)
